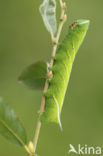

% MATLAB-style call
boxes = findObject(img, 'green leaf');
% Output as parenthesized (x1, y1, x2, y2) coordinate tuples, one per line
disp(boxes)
(39, 0, 57, 37)
(18, 61, 48, 90)
(0, 98, 27, 146)
(41, 19, 90, 125)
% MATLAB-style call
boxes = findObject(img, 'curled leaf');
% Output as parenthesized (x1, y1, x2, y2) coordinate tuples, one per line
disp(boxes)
(39, 0, 57, 37)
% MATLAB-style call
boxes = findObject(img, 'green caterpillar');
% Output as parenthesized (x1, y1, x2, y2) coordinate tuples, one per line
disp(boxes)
(41, 19, 90, 127)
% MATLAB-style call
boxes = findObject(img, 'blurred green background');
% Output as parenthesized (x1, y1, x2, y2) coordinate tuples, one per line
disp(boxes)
(0, 0, 103, 155)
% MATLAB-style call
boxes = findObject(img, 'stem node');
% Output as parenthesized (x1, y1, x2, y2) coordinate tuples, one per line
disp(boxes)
(61, 2, 66, 10)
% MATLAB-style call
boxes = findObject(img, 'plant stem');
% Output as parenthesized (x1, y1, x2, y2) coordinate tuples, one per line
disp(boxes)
(50, 9, 66, 67)
(24, 145, 32, 155)
(32, 1, 67, 155)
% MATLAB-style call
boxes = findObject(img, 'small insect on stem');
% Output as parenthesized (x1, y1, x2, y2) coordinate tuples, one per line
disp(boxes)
(69, 21, 78, 29)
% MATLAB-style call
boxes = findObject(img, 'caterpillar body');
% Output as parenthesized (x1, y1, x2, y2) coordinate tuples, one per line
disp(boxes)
(41, 19, 90, 126)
